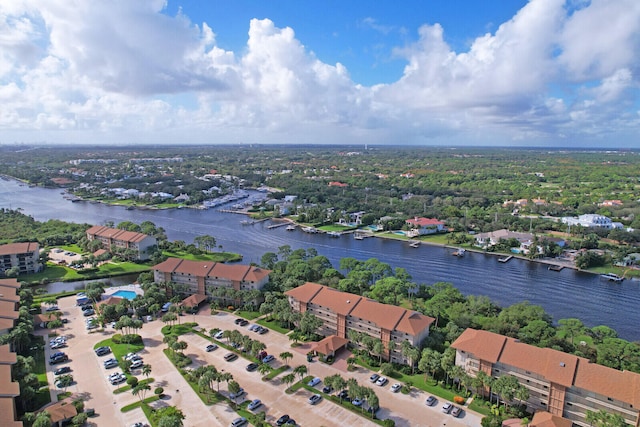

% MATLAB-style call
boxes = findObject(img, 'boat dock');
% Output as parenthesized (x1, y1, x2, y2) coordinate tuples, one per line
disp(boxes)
(498, 255, 513, 263)
(409, 240, 420, 248)
(267, 221, 292, 229)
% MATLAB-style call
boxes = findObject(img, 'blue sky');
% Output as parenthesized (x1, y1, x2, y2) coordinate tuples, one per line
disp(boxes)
(0, 0, 639, 147)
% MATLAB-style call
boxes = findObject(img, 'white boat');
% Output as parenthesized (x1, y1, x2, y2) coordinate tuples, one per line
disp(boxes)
(409, 241, 420, 248)
(286, 224, 296, 231)
(600, 273, 624, 282)
(327, 231, 341, 238)
(452, 248, 466, 257)
(302, 227, 318, 234)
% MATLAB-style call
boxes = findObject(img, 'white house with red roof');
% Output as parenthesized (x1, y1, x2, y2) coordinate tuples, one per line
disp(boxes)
(405, 217, 445, 236)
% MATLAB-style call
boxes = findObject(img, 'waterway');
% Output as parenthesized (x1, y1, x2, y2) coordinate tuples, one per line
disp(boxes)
(1, 178, 639, 340)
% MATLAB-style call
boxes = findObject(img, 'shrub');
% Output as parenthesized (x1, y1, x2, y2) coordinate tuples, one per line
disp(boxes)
(72, 412, 88, 426)
(383, 419, 395, 427)
(454, 396, 465, 404)
(121, 334, 142, 344)
(126, 377, 138, 387)
(154, 387, 164, 396)
(112, 334, 123, 344)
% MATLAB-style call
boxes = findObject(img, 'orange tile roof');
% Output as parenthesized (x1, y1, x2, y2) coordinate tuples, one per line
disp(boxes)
(0, 345, 16, 365)
(0, 242, 39, 255)
(452, 328, 640, 407)
(86, 225, 150, 243)
(96, 296, 125, 307)
(0, 301, 18, 320)
(574, 359, 640, 407)
(530, 411, 573, 427)
(0, 285, 19, 303)
(40, 398, 78, 423)
(309, 286, 362, 316)
(0, 365, 19, 396)
(311, 335, 349, 355)
(181, 294, 207, 308)
(451, 328, 508, 363)
(284, 282, 324, 303)
(285, 283, 434, 335)
(0, 397, 22, 427)
(0, 279, 21, 288)
(152, 258, 271, 283)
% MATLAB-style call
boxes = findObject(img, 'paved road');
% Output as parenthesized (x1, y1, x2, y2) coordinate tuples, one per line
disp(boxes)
(43, 297, 482, 427)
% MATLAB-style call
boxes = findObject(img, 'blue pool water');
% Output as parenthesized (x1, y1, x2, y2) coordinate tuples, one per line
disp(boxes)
(111, 290, 138, 300)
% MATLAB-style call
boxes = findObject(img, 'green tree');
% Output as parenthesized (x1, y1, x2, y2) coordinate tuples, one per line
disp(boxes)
(585, 409, 627, 427)
(279, 351, 293, 367)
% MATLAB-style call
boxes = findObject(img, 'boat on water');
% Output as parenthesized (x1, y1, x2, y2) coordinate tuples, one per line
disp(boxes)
(302, 226, 318, 234)
(452, 248, 466, 257)
(286, 224, 296, 231)
(548, 265, 563, 272)
(600, 273, 624, 282)
(409, 240, 420, 248)
(327, 231, 341, 238)
(240, 220, 253, 225)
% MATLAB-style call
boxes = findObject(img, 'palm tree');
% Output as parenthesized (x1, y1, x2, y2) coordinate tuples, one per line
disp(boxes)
(293, 364, 307, 381)
(228, 380, 242, 408)
(132, 383, 151, 403)
(257, 363, 272, 376)
(142, 364, 152, 379)
(279, 351, 293, 367)
(281, 373, 296, 390)
(32, 410, 52, 427)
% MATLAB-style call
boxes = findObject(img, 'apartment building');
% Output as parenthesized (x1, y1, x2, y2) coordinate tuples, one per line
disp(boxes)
(0, 278, 23, 427)
(152, 258, 271, 296)
(285, 282, 434, 364)
(451, 328, 640, 427)
(0, 242, 40, 276)
(85, 225, 157, 260)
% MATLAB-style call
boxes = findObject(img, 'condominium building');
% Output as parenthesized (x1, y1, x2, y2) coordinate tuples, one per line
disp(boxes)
(285, 282, 435, 364)
(0, 278, 22, 427)
(85, 225, 157, 260)
(0, 242, 40, 276)
(152, 258, 271, 296)
(451, 328, 640, 427)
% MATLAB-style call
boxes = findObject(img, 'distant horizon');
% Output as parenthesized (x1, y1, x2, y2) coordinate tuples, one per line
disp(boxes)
(1, 1, 639, 147)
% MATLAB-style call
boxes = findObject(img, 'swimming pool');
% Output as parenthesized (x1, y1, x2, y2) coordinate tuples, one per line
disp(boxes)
(111, 290, 138, 300)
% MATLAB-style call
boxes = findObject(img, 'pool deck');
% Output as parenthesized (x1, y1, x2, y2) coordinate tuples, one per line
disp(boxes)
(104, 283, 143, 299)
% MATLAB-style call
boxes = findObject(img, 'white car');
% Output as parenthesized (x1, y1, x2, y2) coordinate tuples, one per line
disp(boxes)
(214, 331, 225, 339)
(376, 377, 388, 386)
(390, 383, 401, 393)
(124, 353, 142, 362)
(130, 359, 144, 369)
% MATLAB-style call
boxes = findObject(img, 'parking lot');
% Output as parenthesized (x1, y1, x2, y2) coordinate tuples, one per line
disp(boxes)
(42, 297, 482, 427)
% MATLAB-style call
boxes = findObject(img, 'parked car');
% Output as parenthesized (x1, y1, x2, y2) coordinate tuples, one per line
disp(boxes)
(322, 385, 333, 394)
(308, 394, 322, 405)
(110, 374, 126, 385)
(234, 318, 243, 325)
(248, 324, 259, 332)
(238, 319, 249, 326)
(83, 309, 95, 316)
(442, 402, 453, 414)
(247, 399, 262, 411)
(103, 358, 118, 369)
(369, 373, 379, 383)
(276, 415, 290, 426)
(224, 353, 238, 361)
(284, 419, 296, 426)
(367, 405, 380, 415)
(45, 305, 60, 312)
(50, 354, 68, 365)
(426, 395, 437, 406)
(230, 418, 247, 427)
(205, 344, 218, 352)
(257, 326, 268, 334)
(307, 377, 321, 387)
(130, 360, 144, 369)
(352, 398, 364, 406)
(451, 406, 463, 417)
(229, 388, 245, 400)
(245, 363, 258, 372)
(337, 390, 349, 400)
(214, 330, 225, 339)
(50, 351, 65, 359)
(50, 341, 66, 350)
(390, 383, 402, 393)
(376, 376, 388, 386)
(54, 366, 71, 376)
(95, 346, 111, 356)
(262, 354, 274, 363)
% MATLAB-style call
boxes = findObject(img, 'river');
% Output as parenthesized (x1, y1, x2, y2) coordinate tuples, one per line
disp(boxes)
(1, 178, 638, 341)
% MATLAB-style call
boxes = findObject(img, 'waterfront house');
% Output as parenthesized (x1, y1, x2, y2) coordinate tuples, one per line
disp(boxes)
(285, 282, 434, 364)
(560, 214, 622, 230)
(0, 242, 41, 276)
(405, 217, 445, 237)
(474, 229, 533, 249)
(86, 225, 157, 261)
(451, 328, 640, 427)
(153, 258, 271, 296)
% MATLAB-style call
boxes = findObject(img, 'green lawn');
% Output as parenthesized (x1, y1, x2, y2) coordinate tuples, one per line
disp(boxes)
(114, 378, 155, 394)
(236, 310, 261, 320)
(162, 250, 242, 263)
(93, 337, 144, 362)
(317, 224, 354, 232)
(120, 395, 160, 412)
(21, 260, 151, 283)
(256, 318, 292, 335)
(161, 322, 198, 338)
(263, 365, 289, 381)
